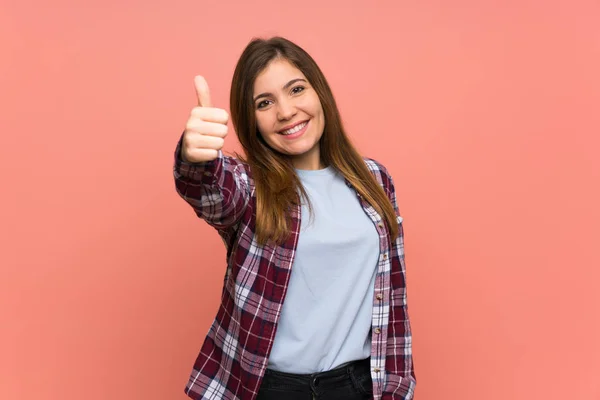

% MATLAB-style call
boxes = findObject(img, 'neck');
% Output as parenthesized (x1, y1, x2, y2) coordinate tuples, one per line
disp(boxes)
(290, 146, 324, 170)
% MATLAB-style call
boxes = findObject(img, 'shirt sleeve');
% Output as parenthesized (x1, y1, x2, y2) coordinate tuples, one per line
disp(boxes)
(382, 171, 417, 400)
(173, 133, 251, 230)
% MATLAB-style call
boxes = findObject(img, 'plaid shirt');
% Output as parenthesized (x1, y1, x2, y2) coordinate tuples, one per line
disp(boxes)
(173, 138, 416, 400)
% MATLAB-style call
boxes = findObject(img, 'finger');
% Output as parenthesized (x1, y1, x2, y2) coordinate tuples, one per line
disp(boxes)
(186, 148, 219, 162)
(188, 135, 225, 151)
(191, 106, 229, 124)
(186, 120, 228, 138)
(194, 75, 212, 107)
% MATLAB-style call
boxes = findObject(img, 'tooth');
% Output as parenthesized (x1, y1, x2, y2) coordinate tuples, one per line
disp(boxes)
(280, 121, 307, 135)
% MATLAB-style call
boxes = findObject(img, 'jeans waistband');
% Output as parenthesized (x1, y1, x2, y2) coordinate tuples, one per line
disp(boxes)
(262, 357, 371, 388)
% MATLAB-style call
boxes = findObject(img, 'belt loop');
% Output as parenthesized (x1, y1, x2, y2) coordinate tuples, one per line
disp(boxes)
(347, 360, 355, 376)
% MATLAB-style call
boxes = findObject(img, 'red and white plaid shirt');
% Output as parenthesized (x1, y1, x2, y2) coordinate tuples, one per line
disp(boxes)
(174, 139, 416, 400)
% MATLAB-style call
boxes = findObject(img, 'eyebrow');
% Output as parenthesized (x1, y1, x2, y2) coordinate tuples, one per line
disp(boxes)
(253, 78, 307, 103)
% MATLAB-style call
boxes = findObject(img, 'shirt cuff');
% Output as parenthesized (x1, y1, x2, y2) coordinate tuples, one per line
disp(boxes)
(173, 133, 222, 186)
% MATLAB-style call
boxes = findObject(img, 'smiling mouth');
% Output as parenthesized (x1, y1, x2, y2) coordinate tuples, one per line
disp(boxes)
(279, 120, 309, 135)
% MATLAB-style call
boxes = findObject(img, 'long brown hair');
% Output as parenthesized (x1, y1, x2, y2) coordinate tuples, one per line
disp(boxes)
(230, 36, 398, 245)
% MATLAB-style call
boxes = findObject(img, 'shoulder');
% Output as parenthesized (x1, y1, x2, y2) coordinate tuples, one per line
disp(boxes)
(363, 157, 390, 175)
(223, 152, 253, 178)
(362, 156, 393, 189)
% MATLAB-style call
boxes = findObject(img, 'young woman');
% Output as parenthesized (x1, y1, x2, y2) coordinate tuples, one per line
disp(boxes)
(174, 36, 416, 400)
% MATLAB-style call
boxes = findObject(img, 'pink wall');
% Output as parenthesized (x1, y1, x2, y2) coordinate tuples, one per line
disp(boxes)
(2, 1, 599, 399)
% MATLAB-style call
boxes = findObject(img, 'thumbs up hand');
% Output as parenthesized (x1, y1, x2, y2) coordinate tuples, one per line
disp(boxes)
(181, 76, 230, 163)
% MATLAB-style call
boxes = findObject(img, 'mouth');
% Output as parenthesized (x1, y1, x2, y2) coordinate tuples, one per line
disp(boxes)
(278, 120, 309, 135)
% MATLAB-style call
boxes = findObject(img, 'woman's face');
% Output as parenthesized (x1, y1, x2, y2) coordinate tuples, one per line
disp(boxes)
(253, 58, 325, 170)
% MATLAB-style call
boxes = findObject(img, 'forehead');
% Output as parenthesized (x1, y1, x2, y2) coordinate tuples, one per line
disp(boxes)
(253, 59, 306, 91)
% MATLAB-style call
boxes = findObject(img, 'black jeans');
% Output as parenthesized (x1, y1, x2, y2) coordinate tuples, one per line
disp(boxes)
(256, 357, 373, 400)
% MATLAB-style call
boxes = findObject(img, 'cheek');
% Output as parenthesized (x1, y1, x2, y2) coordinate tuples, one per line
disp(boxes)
(311, 103, 325, 127)
(255, 112, 274, 135)
(254, 115, 276, 146)
(309, 97, 324, 119)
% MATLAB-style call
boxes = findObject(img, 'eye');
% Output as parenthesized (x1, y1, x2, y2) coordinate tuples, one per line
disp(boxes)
(256, 100, 272, 109)
(291, 86, 305, 94)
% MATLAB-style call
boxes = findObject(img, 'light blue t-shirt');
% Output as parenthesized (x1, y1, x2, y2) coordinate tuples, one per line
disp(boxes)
(267, 166, 380, 373)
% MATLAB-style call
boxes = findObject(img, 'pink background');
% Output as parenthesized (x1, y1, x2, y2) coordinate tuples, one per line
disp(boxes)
(2, 1, 599, 399)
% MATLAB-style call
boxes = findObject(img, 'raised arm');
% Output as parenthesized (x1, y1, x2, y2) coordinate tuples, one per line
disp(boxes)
(173, 76, 251, 230)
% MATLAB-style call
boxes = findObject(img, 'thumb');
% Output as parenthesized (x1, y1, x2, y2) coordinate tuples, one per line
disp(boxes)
(194, 75, 212, 107)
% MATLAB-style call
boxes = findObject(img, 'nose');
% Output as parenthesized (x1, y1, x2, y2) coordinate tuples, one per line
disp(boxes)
(276, 98, 296, 121)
